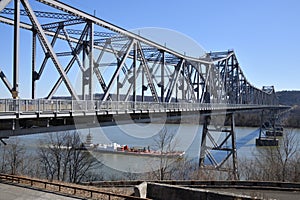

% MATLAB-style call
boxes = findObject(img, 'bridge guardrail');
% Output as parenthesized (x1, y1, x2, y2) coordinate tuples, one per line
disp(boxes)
(0, 99, 277, 114)
(0, 173, 150, 200)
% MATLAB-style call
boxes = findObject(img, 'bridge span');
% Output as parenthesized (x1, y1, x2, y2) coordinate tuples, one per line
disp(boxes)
(0, 99, 285, 137)
(0, 0, 289, 179)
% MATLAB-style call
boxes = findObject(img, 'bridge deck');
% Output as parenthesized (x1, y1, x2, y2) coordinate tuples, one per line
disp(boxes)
(0, 99, 288, 138)
(0, 99, 286, 120)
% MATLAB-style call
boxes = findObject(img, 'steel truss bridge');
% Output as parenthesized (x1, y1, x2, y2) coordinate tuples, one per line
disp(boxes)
(0, 0, 286, 180)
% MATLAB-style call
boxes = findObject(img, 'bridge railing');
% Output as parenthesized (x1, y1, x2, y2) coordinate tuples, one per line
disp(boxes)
(0, 173, 150, 200)
(0, 99, 271, 114)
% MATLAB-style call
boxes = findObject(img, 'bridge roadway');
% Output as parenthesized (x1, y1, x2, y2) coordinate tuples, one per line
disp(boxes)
(0, 99, 287, 138)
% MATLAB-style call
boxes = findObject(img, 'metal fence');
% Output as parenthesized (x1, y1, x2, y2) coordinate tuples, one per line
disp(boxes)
(0, 99, 273, 114)
(0, 173, 150, 200)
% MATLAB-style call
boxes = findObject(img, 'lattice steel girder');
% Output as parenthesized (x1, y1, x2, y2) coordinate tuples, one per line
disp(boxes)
(35, 26, 60, 80)
(46, 24, 89, 100)
(199, 113, 239, 180)
(210, 52, 274, 105)
(46, 43, 84, 99)
(1, 7, 80, 20)
(165, 59, 184, 102)
(67, 29, 117, 38)
(0, 0, 279, 105)
(137, 42, 159, 102)
(20, 0, 79, 100)
(102, 39, 135, 101)
(36, 0, 214, 64)
(92, 40, 112, 100)
(259, 109, 283, 139)
(0, 16, 117, 58)
(62, 25, 87, 71)
(41, 18, 85, 30)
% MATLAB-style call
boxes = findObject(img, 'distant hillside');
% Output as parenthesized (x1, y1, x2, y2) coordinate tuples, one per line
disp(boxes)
(277, 91, 300, 106)
(276, 91, 300, 128)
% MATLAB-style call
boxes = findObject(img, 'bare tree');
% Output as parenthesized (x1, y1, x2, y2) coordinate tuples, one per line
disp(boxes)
(171, 157, 197, 180)
(147, 127, 181, 180)
(38, 131, 100, 183)
(239, 129, 299, 182)
(67, 133, 100, 183)
(0, 139, 26, 175)
(0, 138, 26, 175)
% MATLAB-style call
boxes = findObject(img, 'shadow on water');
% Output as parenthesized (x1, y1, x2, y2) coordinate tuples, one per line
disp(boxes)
(203, 128, 260, 165)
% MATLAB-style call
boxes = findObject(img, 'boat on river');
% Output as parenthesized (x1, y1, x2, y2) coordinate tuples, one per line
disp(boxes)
(80, 133, 185, 158)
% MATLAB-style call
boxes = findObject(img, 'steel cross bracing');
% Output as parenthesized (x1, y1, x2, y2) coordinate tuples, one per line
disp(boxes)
(199, 113, 239, 180)
(0, 0, 278, 104)
(0, 0, 283, 178)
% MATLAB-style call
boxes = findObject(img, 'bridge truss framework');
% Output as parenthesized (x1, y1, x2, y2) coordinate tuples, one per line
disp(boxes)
(0, 0, 281, 179)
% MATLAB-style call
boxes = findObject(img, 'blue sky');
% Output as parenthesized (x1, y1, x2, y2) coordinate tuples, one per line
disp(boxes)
(0, 0, 299, 98)
(63, 0, 299, 91)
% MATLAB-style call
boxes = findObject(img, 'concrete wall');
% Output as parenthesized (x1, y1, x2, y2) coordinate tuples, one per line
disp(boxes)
(136, 182, 257, 200)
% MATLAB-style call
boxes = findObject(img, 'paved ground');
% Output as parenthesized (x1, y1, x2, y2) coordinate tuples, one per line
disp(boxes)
(209, 188, 300, 200)
(0, 183, 81, 200)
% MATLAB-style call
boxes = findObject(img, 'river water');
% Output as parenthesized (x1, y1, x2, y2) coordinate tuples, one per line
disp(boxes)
(10, 123, 300, 175)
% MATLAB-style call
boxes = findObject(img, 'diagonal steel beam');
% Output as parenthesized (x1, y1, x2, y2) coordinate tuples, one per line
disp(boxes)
(137, 42, 159, 102)
(1, 7, 80, 20)
(46, 25, 89, 99)
(36, 0, 213, 64)
(21, 0, 79, 100)
(165, 59, 184, 103)
(0, 69, 13, 93)
(102, 39, 135, 101)
(83, 39, 113, 101)
(36, 26, 60, 79)
(61, 27, 85, 72)
(0, 16, 122, 61)
(108, 41, 130, 75)
(45, 25, 88, 99)
(46, 44, 83, 99)
(182, 64, 197, 102)
(0, 0, 11, 11)
(124, 63, 143, 101)
(93, 40, 110, 97)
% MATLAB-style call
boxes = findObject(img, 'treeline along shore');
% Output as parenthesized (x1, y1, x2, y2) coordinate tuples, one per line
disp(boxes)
(164, 91, 300, 128)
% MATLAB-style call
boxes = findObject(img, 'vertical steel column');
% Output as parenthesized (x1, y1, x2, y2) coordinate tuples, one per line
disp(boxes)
(88, 21, 94, 100)
(182, 63, 185, 100)
(230, 113, 238, 180)
(12, 0, 20, 99)
(161, 51, 165, 102)
(82, 43, 86, 100)
(141, 65, 145, 102)
(175, 82, 178, 102)
(31, 30, 36, 99)
(133, 42, 137, 103)
(199, 115, 210, 167)
(117, 74, 120, 101)
(199, 113, 239, 180)
(197, 68, 200, 102)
